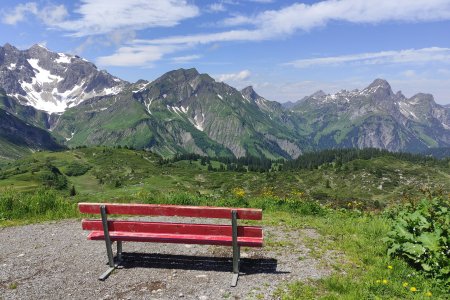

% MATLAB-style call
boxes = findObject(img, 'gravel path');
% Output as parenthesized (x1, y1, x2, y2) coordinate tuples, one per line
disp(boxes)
(0, 218, 333, 300)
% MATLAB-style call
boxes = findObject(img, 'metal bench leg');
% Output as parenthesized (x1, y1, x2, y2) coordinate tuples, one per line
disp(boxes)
(99, 205, 119, 281)
(117, 241, 123, 261)
(231, 210, 240, 287)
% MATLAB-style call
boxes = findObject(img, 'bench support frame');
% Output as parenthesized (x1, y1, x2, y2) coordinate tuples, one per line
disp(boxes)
(99, 205, 122, 281)
(93, 205, 251, 286)
(231, 210, 240, 287)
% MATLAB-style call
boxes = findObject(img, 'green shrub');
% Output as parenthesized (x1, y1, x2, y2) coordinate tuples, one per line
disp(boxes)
(64, 162, 91, 176)
(384, 196, 450, 286)
(40, 164, 68, 190)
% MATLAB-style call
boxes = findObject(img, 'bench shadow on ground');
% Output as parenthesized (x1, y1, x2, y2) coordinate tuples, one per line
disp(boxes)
(117, 252, 286, 276)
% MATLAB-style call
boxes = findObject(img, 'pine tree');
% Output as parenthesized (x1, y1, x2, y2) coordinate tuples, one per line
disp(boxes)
(70, 185, 76, 196)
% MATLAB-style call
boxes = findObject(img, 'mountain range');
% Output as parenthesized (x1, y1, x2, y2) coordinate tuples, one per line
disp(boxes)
(0, 43, 449, 159)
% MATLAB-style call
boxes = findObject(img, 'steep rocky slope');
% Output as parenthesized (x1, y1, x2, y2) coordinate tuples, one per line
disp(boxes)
(291, 79, 450, 152)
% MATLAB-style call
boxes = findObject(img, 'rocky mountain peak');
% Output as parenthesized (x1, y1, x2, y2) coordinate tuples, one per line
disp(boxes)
(367, 78, 390, 88)
(241, 86, 260, 101)
(0, 43, 125, 113)
(2, 43, 19, 52)
(364, 78, 393, 95)
(160, 68, 200, 82)
(311, 90, 326, 98)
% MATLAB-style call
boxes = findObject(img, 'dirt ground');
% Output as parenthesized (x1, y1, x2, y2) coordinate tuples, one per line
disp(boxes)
(0, 218, 333, 299)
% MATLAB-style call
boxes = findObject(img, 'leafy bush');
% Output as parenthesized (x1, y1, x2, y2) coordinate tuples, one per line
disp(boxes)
(384, 196, 450, 285)
(64, 162, 91, 176)
(39, 163, 68, 190)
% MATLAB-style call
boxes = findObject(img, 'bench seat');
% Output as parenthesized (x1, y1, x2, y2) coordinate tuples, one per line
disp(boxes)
(79, 202, 263, 286)
(87, 231, 263, 247)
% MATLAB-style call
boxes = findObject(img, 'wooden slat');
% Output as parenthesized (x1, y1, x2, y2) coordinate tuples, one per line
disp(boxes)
(78, 203, 262, 220)
(87, 231, 263, 247)
(82, 220, 263, 238)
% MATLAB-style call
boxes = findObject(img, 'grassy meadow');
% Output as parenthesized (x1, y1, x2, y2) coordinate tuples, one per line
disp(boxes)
(0, 147, 449, 298)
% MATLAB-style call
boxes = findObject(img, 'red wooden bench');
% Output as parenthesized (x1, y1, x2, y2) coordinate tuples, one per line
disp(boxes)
(79, 202, 263, 286)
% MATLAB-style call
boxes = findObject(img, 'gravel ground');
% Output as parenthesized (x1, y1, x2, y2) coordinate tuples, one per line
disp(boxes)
(0, 218, 333, 300)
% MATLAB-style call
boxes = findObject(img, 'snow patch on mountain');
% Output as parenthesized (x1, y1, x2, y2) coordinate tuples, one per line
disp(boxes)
(398, 102, 418, 119)
(27, 58, 63, 84)
(132, 82, 148, 93)
(1, 44, 126, 114)
(145, 98, 154, 115)
(193, 113, 205, 131)
(55, 54, 72, 64)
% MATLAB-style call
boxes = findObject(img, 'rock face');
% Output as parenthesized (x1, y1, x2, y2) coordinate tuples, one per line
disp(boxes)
(1, 43, 449, 158)
(0, 43, 125, 113)
(0, 108, 63, 159)
(291, 79, 450, 152)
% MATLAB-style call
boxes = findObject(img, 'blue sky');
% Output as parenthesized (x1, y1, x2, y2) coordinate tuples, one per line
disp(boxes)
(1, 0, 450, 104)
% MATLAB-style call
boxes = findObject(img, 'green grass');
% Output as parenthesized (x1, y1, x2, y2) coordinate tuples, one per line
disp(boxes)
(271, 209, 448, 299)
(0, 147, 449, 297)
(0, 147, 448, 207)
(0, 188, 79, 225)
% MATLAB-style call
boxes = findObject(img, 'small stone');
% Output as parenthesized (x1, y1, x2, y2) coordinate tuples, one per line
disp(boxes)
(156, 289, 162, 293)
(199, 296, 208, 300)
(185, 245, 192, 248)
(17, 254, 25, 257)
(195, 274, 208, 278)
(179, 293, 184, 297)
(241, 252, 249, 258)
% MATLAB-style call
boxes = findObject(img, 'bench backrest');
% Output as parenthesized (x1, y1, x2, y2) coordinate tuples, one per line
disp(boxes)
(78, 203, 262, 220)
(81, 220, 263, 238)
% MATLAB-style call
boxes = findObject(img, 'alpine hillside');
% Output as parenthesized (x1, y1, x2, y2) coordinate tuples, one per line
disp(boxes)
(1, 43, 450, 159)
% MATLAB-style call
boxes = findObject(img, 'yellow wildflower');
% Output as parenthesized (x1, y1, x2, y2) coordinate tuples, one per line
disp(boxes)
(425, 291, 432, 297)
(382, 279, 388, 285)
(387, 265, 393, 270)
(375, 280, 381, 284)
(410, 287, 417, 292)
(232, 187, 245, 197)
(402, 282, 408, 287)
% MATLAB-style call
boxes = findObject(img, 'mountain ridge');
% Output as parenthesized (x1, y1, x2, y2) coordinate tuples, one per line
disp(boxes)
(1, 44, 449, 159)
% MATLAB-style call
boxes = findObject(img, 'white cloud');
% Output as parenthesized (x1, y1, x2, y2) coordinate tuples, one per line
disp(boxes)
(2, 2, 37, 25)
(171, 54, 202, 64)
(247, 0, 274, 3)
(2, 2, 68, 26)
(96, 44, 181, 67)
(39, 4, 68, 25)
(3, 0, 199, 37)
(208, 3, 226, 13)
(402, 70, 416, 78)
(107, 29, 137, 46)
(284, 47, 450, 68)
(216, 69, 251, 82)
(57, 0, 199, 36)
(119, 0, 450, 65)
(222, 0, 450, 31)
